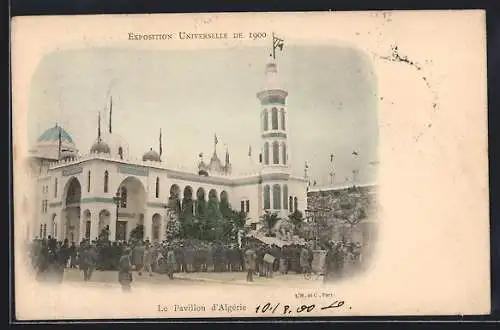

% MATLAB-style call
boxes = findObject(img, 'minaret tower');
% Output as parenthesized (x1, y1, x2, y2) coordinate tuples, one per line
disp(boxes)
(257, 33, 290, 217)
(257, 61, 290, 175)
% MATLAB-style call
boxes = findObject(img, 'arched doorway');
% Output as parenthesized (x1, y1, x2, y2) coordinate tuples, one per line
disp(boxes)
(196, 187, 206, 216)
(182, 186, 194, 216)
(169, 184, 181, 215)
(208, 189, 218, 202)
(63, 177, 81, 243)
(116, 176, 146, 241)
(220, 190, 230, 217)
(152, 213, 162, 242)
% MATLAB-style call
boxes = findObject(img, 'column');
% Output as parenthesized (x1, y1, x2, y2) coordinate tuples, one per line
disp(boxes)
(79, 210, 87, 243)
(58, 210, 65, 241)
(144, 210, 152, 242)
(109, 206, 117, 241)
(90, 210, 99, 241)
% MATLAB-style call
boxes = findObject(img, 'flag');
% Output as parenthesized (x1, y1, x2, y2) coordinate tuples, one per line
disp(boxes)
(271, 34, 285, 59)
(273, 35, 284, 52)
(109, 96, 113, 133)
(352, 151, 358, 156)
(248, 145, 252, 157)
(57, 126, 62, 159)
(159, 129, 162, 156)
(330, 154, 334, 162)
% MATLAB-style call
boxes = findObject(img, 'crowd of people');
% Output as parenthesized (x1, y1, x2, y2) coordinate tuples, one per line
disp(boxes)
(27, 234, 364, 289)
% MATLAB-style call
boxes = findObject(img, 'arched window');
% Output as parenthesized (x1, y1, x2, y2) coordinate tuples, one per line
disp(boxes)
(118, 147, 123, 160)
(294, 197, 298, 212)
(104, 171, 109, 193)
(43, 224, 47, 239)
(271, 107, 278, 130)
(263, 185, 271, 210)
(280, 108, 286, 130)
(283, 184, 288, 210)
(54, 178, 58, 197)
(120, 186, 127, 208)
(87, 171, 91, 193)
(39, 224, 43, 238)
(289, 196, 293, 212)
(282, 142, 287, 165)
(273, 141, 280, 164)
(263, 110, 269, 131)
(155, 177, 160, 198)
(272, 184, 281, 209)
(263, 142, 269, 165)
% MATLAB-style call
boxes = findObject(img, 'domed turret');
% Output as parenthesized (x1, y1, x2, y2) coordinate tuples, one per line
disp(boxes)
(38, 124, 75, 145)
(90, 140, 110, 154)
(89, 111, 111, 154)
(143, 148, 161, 162)
(31, 124, 78, 160)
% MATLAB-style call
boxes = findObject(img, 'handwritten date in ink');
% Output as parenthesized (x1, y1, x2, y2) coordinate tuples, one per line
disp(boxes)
(255, 301, 345, 315)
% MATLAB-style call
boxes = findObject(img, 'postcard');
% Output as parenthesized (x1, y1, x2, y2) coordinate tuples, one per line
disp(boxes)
(12, 11, 489, 320)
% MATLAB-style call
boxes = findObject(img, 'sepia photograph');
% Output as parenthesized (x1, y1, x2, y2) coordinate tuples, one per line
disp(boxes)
(12, 11, 489, 319)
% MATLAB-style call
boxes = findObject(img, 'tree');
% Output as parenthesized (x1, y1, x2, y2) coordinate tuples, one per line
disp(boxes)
(165, 212, 181, 240)
(168, 196, 181, 216)
(289, 210, 305, 234)
(130, 224, 144, 241)
(221, 210, 248, 243)
(260, 211, 280, 237)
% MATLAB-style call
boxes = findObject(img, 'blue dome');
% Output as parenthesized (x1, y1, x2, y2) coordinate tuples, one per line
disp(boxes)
(37, 125, 74, 144)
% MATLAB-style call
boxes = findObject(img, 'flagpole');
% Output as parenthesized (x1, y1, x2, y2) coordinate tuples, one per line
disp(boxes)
(159, 128, 162, 157)
(58, 126, 62, 160)
(109, 96, 113, 134)
(272, 32, 275, 60)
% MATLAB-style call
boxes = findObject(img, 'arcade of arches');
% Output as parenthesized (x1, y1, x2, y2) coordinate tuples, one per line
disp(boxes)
(49, 177, 239, 243)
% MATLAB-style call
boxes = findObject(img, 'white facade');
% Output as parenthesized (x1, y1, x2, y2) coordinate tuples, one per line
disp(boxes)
(26, 61, 308, 243)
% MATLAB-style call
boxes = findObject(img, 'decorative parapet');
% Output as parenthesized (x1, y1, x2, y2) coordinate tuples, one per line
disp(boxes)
(47, 152, 265, 185)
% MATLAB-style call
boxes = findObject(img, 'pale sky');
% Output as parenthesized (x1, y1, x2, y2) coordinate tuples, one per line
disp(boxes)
(28, 45, 379, 185)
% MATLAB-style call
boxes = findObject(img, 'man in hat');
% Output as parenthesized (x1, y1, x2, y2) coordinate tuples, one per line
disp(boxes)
(118, 247, 133, 292)
(244, 244, 257, 282)
(166, 245, 177, 280)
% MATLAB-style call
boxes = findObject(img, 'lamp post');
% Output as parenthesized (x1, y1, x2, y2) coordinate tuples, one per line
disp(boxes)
(305, 205, 332, 250)
(112, 191, 121, 240)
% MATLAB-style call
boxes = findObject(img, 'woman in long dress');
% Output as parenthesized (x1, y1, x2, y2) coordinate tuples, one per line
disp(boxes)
(118, 248, 133, 292)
